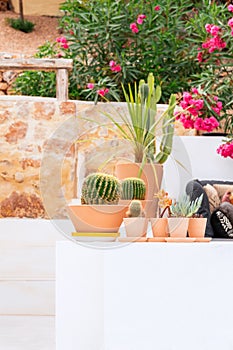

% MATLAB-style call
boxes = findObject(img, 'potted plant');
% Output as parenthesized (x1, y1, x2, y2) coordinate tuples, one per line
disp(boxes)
(168, 193, 204, 238)
(104, 73, 177, 208)
(123, 200, 148, 238)
(119, 177, 153, 217)
(67, 172, 127, 240)
(150, 190, 172, 239)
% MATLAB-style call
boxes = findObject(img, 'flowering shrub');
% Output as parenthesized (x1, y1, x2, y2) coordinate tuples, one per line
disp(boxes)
(14, 0, 201, 102)
(186, 1, 233, 134)
(217, 138, 233, 159)
(175, 88, 221, 132)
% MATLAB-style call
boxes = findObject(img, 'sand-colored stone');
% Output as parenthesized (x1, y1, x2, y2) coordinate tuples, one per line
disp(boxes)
(11, 0, 63, 16)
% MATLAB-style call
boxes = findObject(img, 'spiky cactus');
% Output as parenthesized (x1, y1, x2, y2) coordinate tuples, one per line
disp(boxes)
(121, 177, 146, 200)
(126, 200, 145, 218)
(81, 172, 120, 205)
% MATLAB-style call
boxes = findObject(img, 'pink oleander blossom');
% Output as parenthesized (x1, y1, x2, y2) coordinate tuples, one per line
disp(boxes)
(109, 60, 122, 72)
(217, 140, 233, 159)
(97, 88, 109, 97)
(87, 83, 95, 89)
(176, 88, 221, 132)
(61, 43, 69, 49)
(228, 4, 233, 13)
(228, 18, 233, 28)
(154, 5, 160, 11)
(137, 14, 146, 25)
(130, 22, 139, 33)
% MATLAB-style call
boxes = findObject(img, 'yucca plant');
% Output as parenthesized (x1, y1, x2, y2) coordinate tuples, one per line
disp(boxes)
(103, 72, 177, 165)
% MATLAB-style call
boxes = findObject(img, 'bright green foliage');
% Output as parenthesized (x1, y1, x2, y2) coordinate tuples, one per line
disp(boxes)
(81, 172, 120, 205)
(13, 0, 202, 102)
(170, 194, 204, 218)
(121, 177, 146, 200)
(7, 18, 34, 33)
(126, 200, 144, 217)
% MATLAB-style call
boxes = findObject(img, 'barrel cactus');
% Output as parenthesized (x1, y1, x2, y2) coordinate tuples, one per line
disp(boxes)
(126, 200, 145, 218)
(81, 172, 120, 205)
(121, 177, 146, 200)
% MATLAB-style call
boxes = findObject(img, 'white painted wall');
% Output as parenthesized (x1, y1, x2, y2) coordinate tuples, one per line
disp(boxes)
(163, 136, 232, 199)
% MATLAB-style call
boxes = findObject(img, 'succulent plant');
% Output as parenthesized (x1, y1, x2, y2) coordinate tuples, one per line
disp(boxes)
(170, 194, 203, 218)
(121, 177, 146, 200)
(81, 172, 120, 205)
(126, 200, 145, 218)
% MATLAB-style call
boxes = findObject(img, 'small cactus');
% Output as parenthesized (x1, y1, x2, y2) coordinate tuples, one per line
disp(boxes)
(121, 177, 146, 200)
(81, 172, 120, 205)
(126, 200, 145, 218)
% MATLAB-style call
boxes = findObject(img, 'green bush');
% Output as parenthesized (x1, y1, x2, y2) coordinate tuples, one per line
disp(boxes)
(185, 0, 233, 134)
(7, 18, 35, 33)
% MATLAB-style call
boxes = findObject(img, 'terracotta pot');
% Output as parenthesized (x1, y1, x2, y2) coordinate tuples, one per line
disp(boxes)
(167, 217, 189, 238)
(119, 199, 156, 218)
(116, 162, 163, 216)
(151, 217, 168, 237)
(67, 204, 127, 233)
(188, 217, 207, 238)
(123, 217, 149, 237)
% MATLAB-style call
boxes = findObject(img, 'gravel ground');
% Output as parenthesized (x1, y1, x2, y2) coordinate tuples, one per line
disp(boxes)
(0, 11, 60, 56)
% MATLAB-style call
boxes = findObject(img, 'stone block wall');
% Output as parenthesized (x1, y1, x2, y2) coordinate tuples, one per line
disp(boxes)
(0, 96, 194, 219)
(0, 96, 78, 219)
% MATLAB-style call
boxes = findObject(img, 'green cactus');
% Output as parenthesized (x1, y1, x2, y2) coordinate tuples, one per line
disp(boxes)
(126, 200, 145, 218)
(121, 177, 146, 200)
(170, 194, 203, 217)
(81, 172, 120, 205)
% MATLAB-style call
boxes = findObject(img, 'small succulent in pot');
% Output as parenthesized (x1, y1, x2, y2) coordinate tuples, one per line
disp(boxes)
(81, 172, 120, 205)
(126, 200, 145, 218)
(121, 177, 146, 200)
(170, 194, 203, 217)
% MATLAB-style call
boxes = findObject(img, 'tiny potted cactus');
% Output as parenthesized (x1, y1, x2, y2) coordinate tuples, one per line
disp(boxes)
(168, 194, 204, 238)
(67, 172, 127, 239)
(123, 200, 148, 237)
(150, 190, 171, 238)
(120, 177, 154, 217)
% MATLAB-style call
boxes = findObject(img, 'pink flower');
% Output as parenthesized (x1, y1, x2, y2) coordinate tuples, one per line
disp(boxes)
(109, 60, 116, 68)
(112, 64, 121, 72)
(130, 22, 139, 33)
(61, 43, 69, 49)
(201, 117, 219, 132)
(137, 14, 146, 25)
(228, 18, 233, 28)
(217, 140, 233, 159)
(97, 88, 109, 97)
(197, 51, 203, 62)
(191, 88, 199, 94)
(154, 5, 160, 11)
(87, 83, 95, 89)
(210, 25, 220, 36)
(228, 4, 233, 13)
(109, 60, 121, 72)
(213, 96, 218, 101)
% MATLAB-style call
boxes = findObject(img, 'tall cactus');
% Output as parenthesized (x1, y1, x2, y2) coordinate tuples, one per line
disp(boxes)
(121, 177, 146, 200)
(81, 172, 120, 204)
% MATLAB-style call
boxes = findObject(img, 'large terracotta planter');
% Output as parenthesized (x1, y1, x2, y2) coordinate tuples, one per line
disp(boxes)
(116, 163, 163, 216)
(151, 218, 168, 237)
(123, 217, 149, 237)
(167, 217, 189, 238)
(188, 218, 207, 238)
(67, 204, 127, 233)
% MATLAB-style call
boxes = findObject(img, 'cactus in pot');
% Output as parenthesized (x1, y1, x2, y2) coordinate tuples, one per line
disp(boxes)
(126, 200, 145, 218)
(121, 177, 146, 200)
(81, 172, 120, 205)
